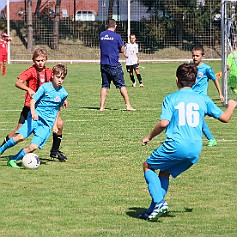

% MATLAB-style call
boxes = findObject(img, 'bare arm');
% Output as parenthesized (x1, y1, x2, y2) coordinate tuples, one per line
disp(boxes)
(218, 100, 237, 123)
(30, 98, 38, 120)
(214, 79, 224, 102)
(120, 45, 125, 53)
(63, 98, 68, 109)
(141, 120, 169, 146)
(136, 53, 140, 65)
(16, 79, 35, 97)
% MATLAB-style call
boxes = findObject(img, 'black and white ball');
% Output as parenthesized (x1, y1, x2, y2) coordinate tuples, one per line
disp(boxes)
(22, 153, 40, 169)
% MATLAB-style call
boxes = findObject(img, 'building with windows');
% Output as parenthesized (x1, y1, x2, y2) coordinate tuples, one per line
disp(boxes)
(2, 0, 98, 21)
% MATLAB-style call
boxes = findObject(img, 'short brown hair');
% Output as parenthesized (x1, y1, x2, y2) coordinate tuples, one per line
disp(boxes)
(107, 19, 116, 28)
(192, 45, 205, 56)
(52, 64, 67, 77)
(176, 63, 197, 87)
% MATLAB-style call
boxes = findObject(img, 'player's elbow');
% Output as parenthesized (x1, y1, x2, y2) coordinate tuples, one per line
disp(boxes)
(218, 114, 231, 123)
(160, 120, 169, 128)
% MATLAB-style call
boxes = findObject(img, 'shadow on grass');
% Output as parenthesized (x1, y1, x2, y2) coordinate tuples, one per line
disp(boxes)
(126, 207, 193, 220)
(79, 106, 120, 111)
(0, 155, 58, 167)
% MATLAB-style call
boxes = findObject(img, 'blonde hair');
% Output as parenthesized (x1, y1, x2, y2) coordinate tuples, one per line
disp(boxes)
(32, 47, 48, 60)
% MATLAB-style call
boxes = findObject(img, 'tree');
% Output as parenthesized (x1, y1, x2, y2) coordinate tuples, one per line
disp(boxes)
(134, 0, 221, 48)
(53, 0, 61, 50)
(27, 0, 33, 50)
(108, 0, 115, 20)
(35, 0, 42, 18)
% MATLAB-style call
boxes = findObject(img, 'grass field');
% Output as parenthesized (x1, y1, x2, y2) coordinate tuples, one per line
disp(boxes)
(0, 62, 236, 237)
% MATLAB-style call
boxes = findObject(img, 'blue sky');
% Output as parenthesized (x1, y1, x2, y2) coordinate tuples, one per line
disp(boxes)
(0, 0, 22, 12)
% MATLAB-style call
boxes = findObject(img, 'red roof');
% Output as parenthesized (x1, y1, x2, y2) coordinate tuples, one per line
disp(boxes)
(5, 0, 98, 20)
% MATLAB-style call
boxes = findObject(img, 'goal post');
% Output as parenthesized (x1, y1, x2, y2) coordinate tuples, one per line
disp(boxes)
(221, 0, 237, 106)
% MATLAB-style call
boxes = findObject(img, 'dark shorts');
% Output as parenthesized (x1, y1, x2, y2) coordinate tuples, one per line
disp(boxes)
(126, 64, 139, 73)
(18, 106, 30, 124)
(100, 65, 125, 89)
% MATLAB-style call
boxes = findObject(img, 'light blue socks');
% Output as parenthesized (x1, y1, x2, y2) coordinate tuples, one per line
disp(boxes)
(203, 121, 214, 140)
(145, 172, 170, 214)
(10, 149, 26, 161)
(144, 169, 164, 204)
(0, 138, 17, 154)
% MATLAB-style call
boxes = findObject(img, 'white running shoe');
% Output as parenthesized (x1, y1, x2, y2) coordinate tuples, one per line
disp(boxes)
(148, 201, 168, 222)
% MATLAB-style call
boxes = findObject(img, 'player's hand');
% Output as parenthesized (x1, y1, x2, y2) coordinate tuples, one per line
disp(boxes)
(53, 125, 58, 133)
(220, 94, 225, 102)
(141, 137, 150, 146)
(228, 99, 237, 109)
(32, 112, 38, 120)
(28, 88, 35, 97)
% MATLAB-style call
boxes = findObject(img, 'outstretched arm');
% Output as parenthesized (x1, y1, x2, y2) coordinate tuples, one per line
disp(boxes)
(218, 100, 237, 123)
(141, 120, 169, 146)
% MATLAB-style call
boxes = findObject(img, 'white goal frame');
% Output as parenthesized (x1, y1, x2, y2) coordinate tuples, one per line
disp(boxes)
(221, 0, 237, 106)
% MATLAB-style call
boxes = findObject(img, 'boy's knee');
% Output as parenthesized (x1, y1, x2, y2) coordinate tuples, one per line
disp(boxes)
(15, 134, 25, 142)
(159, 170, 170, 178)
(28, 144, 38, 152)
(143, 161, 150, 172)
(57, 117, 64, 129)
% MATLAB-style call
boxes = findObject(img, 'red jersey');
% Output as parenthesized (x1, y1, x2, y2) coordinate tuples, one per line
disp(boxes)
(0, 38, 8, 55)
(18, 65, 52, 106)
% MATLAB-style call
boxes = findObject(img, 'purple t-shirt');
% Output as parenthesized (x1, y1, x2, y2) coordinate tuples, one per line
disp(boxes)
(99, 29, 124, 66)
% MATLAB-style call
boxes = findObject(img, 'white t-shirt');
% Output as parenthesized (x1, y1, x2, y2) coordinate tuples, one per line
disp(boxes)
(125, 42, 139, 65)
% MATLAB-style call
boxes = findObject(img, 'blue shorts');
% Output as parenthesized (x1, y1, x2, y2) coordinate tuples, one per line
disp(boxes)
(17, 116, 51, 149)
(146, 146, 194, 178)
(100, 65, 125, 89)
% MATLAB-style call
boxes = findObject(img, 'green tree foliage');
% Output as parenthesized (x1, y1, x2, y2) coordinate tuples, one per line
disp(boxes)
(134, 0, 221, 50)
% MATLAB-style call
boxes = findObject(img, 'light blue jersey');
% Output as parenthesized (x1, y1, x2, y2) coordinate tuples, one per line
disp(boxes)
(17, 82, 68, 148)
(192, 63, 216, 95)
(32, 82, 68, 127)
(146, 88, 223, 177)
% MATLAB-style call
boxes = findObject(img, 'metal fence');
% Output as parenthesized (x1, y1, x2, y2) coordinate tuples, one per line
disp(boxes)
(0, 0, 223, 62)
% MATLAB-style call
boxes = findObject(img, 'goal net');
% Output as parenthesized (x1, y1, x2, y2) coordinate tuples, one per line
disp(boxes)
(221, 0, 237, 105)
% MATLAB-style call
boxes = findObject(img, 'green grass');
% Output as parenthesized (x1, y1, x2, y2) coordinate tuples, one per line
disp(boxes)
(0, 62, 236, 237)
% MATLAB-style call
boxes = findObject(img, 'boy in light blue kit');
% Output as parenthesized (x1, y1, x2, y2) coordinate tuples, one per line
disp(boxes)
(0, 64, 68, 168)
(140, 63, 236, 222)
(192, 45, 225, 146)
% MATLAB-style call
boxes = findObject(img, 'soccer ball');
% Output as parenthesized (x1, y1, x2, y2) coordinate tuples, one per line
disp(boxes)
(22, 153, 40, 169)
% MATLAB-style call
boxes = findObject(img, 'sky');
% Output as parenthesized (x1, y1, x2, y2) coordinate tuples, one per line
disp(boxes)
(0, 0, 22, 12)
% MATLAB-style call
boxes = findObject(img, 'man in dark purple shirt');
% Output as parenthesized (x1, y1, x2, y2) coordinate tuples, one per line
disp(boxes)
(99, 19, 135, 111)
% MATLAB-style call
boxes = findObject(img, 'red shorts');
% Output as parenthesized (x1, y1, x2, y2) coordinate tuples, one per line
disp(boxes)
(0, 54, 7, 63)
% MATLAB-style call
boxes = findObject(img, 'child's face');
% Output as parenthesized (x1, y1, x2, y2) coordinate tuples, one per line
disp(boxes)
(33, 56, 47, 71)
(52, 73, 65, 88)
(192, 50, 204, 66)
(130, 35, 136, 44)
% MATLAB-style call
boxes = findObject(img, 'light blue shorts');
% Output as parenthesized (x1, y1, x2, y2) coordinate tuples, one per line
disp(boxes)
(17, 116, 51, 149)
(146, 146, 194, 178)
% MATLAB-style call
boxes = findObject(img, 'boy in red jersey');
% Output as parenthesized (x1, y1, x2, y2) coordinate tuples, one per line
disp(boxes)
(1, 47, 68, 161)
(0, 32, 12, 76)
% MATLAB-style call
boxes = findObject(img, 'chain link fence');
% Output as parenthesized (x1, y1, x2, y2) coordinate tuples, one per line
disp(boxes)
(0, 0, 222, 62)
